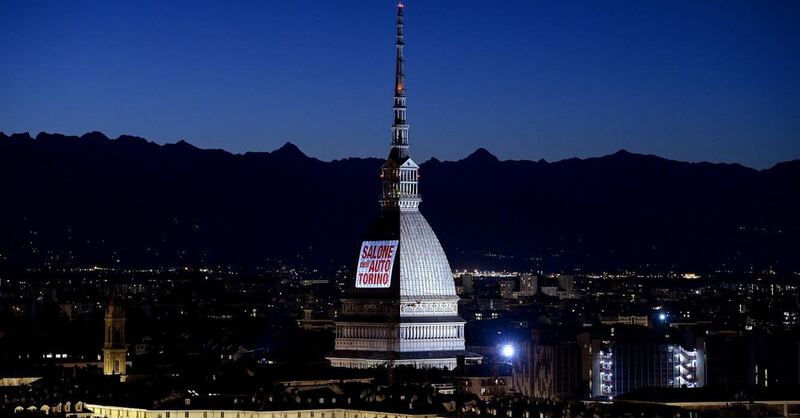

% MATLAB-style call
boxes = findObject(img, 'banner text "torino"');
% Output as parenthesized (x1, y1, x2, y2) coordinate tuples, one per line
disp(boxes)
(355, 240, 398, 288)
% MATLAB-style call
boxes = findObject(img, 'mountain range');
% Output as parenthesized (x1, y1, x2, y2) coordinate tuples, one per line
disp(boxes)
(1, 131, 798, 274)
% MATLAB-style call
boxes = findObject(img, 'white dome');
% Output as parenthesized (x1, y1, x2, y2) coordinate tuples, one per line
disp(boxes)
(398, 210, 457, 299)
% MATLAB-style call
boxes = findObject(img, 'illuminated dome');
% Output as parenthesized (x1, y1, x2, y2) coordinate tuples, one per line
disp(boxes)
(398, 211, 457, 298)
(345, 209, 458, 301)
(327, 2, 479, 369)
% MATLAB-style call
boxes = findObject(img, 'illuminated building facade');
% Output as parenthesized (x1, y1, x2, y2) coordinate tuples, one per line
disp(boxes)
(87, 404, 438, 418)
(589, 339, 705, 398)
(514, 329, 705, 400)
(102, 291, 127, 376)
(518, 274, 537, 296)
(327, 2, 479, 369)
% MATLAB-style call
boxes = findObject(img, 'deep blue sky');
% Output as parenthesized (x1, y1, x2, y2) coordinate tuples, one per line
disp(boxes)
(1, 1, 798, 168)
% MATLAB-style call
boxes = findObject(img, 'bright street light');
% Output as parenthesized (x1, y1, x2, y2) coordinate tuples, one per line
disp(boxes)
(501, 344, 515, 358)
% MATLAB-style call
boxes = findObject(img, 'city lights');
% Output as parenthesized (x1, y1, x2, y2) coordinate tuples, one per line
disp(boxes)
(0, 0, 796, 416)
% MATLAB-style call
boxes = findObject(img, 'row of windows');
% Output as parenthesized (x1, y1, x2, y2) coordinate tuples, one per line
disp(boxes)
(336, 325, 463, 340)
(108, 409, 430, 418)
(382, 168, 417, 181)
(336, 325, 391, 339)
(401, 325, 462, 339)
(393, 128, 408, 143)
(383, 183, 418, 196)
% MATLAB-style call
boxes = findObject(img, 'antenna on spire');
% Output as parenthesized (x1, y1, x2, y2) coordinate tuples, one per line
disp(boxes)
(390, 0, 408, 151)
(394, 0, 405, 97)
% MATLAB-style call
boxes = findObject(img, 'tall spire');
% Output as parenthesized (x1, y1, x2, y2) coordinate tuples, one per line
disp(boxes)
(394, 1, 405, 99)
(381, 1, 420, 211)
(391, 1, 409, 154)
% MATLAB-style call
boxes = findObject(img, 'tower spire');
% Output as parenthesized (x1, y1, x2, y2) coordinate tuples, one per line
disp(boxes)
(328, 0, 475, 371)
(103, 287, 127, 377)
(394, 1, 405, 99)
(381, 1, 420, 210)
(391, 1, 408, 153)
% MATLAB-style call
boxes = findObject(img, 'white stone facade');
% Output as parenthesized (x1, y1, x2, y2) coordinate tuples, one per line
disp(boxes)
(327, 3, 479, 370)
(328, 211, 473, 368)
(86, 404, 442, 418)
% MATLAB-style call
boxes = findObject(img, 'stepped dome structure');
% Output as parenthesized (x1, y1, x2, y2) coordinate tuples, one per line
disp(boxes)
(327, 2, 480, 369)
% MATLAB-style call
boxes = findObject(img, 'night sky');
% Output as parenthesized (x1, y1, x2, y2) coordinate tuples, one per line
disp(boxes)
(1, 0, 798, 168)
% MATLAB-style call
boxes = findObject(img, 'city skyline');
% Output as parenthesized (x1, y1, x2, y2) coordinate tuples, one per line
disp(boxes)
(1, 1, 799, 416)
(2, 0, 798, 168)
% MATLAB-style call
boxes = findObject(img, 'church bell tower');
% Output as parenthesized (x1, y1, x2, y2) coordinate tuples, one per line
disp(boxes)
(103, 289, 127, 376)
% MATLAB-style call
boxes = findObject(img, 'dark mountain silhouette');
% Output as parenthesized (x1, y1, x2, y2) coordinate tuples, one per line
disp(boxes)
(1, 131, 798, 274)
